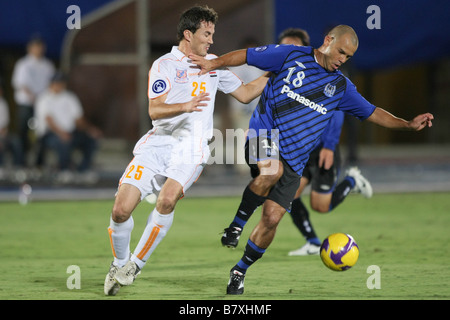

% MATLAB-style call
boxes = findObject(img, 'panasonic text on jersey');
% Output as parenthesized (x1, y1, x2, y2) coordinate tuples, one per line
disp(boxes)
(281, 85, 328, 115)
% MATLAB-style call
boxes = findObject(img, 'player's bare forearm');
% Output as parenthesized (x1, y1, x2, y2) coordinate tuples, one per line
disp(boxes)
(245, 72, 270, 101)
(218, 49, 248, 67)
(148, 101, 184, 120)
(189, 49, 248, 75)
(367, 107, 434, 131)
(231, 73, 269, 104)
(148, 92, 210, 120)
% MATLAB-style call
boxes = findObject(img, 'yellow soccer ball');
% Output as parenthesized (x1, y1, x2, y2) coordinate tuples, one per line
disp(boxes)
(320, 233, 359, 271)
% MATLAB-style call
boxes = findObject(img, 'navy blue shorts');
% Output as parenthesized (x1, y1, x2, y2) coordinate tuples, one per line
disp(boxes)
(245, 137, 300, 212)
(302, 145, 341, 193)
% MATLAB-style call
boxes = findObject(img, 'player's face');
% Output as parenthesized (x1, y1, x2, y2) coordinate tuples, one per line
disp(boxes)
(190, 21, 215, 57)
(322, 34, 357, 72)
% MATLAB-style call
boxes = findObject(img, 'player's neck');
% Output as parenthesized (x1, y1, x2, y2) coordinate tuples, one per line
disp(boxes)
(313, 49, 324, 68)
(178, 40, 192, 58)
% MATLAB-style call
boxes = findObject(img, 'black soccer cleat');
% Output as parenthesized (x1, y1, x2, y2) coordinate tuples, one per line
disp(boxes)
(227, 269, 245, 295)
(221, 226, 242, 248)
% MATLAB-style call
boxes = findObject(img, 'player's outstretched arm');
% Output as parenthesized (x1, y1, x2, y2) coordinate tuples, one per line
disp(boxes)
(189, 49, 247, 75)
(149, 92, 210, 120)
(367, 107, 433, 131)
(230, 73, 270, 104)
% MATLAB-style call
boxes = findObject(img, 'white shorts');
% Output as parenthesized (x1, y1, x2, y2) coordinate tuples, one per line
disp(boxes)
(118, 129, 210, 200)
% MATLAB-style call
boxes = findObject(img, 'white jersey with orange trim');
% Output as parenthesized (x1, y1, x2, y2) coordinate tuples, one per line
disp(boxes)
(117, 47, 242, 199)
(148, 46, 242, 140)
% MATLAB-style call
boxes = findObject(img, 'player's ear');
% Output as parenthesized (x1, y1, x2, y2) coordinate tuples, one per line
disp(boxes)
(324, 35, 334, 47)
(183, 30, 192, 42)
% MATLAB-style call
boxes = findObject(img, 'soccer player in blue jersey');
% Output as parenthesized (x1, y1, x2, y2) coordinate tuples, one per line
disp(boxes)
(219, 28, 374, 257)
(190, 25, 433, 295)
(279, 29, 373, 256)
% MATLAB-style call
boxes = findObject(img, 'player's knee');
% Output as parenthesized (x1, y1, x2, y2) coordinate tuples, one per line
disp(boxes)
(261, 212, 283, 231)
(311, 202, 330, 213)
(156, 194, 177, 214)
(261, 205, 284, 229)
(111, 202, 132, 223)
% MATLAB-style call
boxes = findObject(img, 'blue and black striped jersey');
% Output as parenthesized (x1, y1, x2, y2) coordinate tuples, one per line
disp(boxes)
(246, 45, 375, 175)
(320, 110, 345, 152)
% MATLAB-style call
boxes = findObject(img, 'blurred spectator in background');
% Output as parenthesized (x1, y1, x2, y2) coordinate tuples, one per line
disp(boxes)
(277, 27, 310, 47)
(11, 36, 55, 167)
(0, 79, 23, 174)
(35, 72, 102, 181)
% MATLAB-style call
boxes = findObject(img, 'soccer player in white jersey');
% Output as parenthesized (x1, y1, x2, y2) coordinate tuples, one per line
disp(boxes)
(104, 5, 269, 296)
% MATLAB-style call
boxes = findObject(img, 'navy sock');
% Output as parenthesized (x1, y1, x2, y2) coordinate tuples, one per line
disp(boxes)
(289, 197, 319, 241)
(231, 186, 266, 229)
(329, 176, 355, 211)
(234, 239, 266, 274)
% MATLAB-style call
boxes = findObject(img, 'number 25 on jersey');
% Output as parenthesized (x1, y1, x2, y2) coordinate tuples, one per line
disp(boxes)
(191, 81, 206, 96)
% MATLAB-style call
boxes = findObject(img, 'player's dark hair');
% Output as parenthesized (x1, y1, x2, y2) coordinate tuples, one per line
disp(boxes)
(278, 28, 310, 46)
(177, 5, 218, 42)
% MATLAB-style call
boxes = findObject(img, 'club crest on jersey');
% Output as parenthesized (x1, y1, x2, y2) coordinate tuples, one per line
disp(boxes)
(175, 68, 188, 83)
(323, 83, 336, 97)
(152, 80, 167, 94)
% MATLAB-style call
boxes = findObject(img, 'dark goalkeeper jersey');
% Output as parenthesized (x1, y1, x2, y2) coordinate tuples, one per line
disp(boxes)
(246, 45, 376, 175)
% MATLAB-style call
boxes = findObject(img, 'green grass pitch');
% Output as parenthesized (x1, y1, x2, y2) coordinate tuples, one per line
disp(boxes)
(0, 192, 449, 300)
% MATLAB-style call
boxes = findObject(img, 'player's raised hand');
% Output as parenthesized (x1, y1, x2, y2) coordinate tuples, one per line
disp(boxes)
(189, 49, 248, 76)
(408, 113, 434, 131)
(188, 54, 218, 75)
(318, 148, 334, 170)
(183, 92, 210, 113)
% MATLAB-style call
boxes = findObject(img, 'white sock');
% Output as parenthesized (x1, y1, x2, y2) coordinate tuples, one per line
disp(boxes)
(131, 209, 174, 270)
(108, 216, 134, 268)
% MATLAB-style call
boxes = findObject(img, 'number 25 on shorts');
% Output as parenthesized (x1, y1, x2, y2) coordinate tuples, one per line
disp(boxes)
(125, 165, 144, 180)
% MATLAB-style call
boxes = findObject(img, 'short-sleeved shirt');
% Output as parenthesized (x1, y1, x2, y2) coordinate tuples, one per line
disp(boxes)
(246, 45, 376, 175)
(35, 90, 83, 137)
(148, 46, 242, 140)
(319, 110, 345, 151)
(12, 54, 55, 106)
